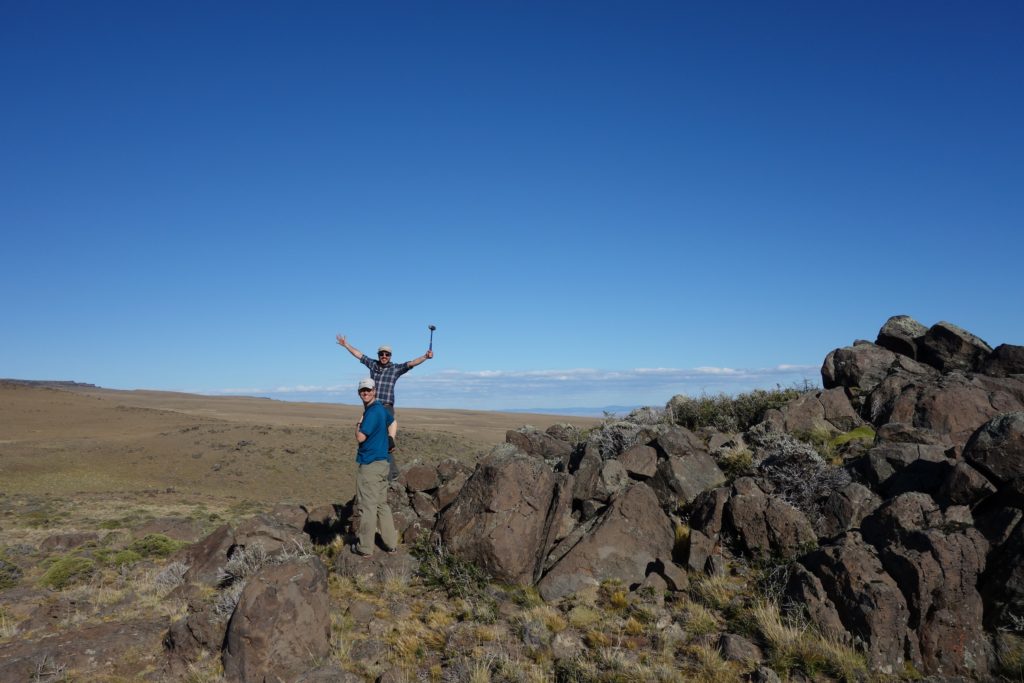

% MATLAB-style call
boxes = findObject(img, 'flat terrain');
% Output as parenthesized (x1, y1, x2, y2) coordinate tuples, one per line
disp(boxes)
(0, 381, 599, 507)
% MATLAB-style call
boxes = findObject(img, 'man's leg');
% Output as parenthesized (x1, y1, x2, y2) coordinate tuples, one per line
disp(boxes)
(356, 460, 389, 555)
(376, 486, 399, 552)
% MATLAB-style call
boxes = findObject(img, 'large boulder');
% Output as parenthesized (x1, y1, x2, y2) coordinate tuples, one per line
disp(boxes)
(963, 412, 1024, 496)
(876, 315, 928, 360)
(618, 444, 658, 479)
(982, 344, 1024, 378)
(822, 342, 936, 401)
(653, 425, 708, 459)
(222, 557, 331, 683)
(650, 452, 725, 509)
(537, 483, 674, 601)
(857, 442, 953, 497)
(506, 426, 574, 464)
(816, 482, 882, 538)
(860, 493, 992, 678)
(870, 373, 1024, 455)
(435, 447, 558, 584)
(723, 483, 816, 559)
(918, 321, 993, 373)
(981, 515, 1024, 629)
(794, 532, 911, 675)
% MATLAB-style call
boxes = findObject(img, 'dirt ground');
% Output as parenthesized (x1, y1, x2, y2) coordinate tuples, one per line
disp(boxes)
(0, 381, 599, 508)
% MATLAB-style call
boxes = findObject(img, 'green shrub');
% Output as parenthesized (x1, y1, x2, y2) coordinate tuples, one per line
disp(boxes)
(0, 559, 22, 590)
(668, 385, 809, 433)
(109, 550, 142, 567)
(128, 534, 186, 558)
(40, 556, 95, 590)
(410, 535, 490, 600)
(718, 447, 754, 480)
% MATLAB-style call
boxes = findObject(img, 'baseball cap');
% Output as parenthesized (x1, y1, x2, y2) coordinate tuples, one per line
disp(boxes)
(378, 345, 392, 354)
(358, 378, 375, 391)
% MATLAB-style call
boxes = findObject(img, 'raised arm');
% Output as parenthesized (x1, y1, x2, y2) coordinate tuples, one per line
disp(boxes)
(336, 334, 365, 361)
(405, 349, 434, 368)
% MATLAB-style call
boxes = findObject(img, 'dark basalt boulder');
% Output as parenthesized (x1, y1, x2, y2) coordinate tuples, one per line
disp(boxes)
(963, 412, 1024, 497)
(935, 461, 998, 508)
(435, 447, 558, 584)
(982, 344, 1024, 378)
(650, 452, 725, 509)
(765, 388, 863, 436)
(537, 483, 674, 602)
(222, 557, 331, 683)
(981, 514, 1024, 630)
(876, 314, 928, 360)
(822, 342, 937, 403)
(506, 426, 574, 464)
(860, 493, 992, 678)
(856, 442, 953, 497)
(816, 482, 882, 538)
(868, 372, 1024, 455)
(918, 321, 993, 373)
(723, 482, 816, 559)
(793, 532, 911, 675)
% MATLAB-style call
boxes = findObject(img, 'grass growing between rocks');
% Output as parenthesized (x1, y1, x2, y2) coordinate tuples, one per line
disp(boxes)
(3, 492, 881, 682)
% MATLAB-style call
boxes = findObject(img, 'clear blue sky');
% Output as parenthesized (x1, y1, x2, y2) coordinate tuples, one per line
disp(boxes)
(3, 2, 1022, 411)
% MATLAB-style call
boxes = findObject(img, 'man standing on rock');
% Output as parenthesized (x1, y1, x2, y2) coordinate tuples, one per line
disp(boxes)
(352, 377, 399, 556)
(336, 334, 433, 453)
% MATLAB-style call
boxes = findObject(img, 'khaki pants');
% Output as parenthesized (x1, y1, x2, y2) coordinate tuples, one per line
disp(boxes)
(356, 459, 398, 555)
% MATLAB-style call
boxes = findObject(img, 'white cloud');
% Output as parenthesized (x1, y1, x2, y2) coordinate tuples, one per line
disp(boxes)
(205, 363, 820, 411)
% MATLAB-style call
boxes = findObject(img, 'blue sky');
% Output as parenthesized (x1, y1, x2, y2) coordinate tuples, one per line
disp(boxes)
(2, 2, 1022, 412)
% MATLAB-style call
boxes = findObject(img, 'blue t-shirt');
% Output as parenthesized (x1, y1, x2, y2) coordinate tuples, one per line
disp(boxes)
(356, 401, 393, 465)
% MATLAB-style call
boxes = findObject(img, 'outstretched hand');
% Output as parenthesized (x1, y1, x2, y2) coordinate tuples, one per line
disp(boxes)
(426, 349, 434, 359)
(336, 334, 347, 347)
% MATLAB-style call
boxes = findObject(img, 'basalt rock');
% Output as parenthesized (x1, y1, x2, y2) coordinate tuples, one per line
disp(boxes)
(982, 344, 1024, 378)
(795, 532, 911, 675)
(435, 447, 558, 584)
(822, 342, 937, 404)
(918, 321, 994, 373)
(963, 412, 1024, 499)
(649, 452, 725, 509)
(876, 314, 928, 360)
(537, 483, 674, 601)
(222, 556, 331, 683)
(860, 494, 992, 678)
(768, 388, 863, 436)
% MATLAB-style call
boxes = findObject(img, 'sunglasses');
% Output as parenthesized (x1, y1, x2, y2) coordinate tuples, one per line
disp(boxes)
(358, 388, 374, 394)
(378, 351, 392, 357)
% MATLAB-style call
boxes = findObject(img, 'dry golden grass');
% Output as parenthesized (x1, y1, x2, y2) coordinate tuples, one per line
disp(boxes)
(690, 573, 743, 610)
(683, 643, 745, 682)
(0, 382, 598, 503)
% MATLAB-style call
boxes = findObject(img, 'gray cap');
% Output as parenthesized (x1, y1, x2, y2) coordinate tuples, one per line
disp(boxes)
(377, 344, 392, 354)
(358, 378, 375, 390)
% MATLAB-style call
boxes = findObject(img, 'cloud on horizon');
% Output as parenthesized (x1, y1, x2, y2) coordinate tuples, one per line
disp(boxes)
(207, 364, 820, 411)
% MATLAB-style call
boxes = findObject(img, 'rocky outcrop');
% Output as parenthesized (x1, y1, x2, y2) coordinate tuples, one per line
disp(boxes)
(222, 556, 332, 683)
(435, 447, 558, 584)
(860, 494, 992, 677)
(791, 533, 910, 675)
(537, 483, 674, 601)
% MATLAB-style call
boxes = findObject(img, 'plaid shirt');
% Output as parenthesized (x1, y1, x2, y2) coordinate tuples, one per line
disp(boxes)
(360, 355, 412, 405)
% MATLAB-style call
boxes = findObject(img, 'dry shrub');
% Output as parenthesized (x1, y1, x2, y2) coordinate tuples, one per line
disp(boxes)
(668, 386, 807, 433)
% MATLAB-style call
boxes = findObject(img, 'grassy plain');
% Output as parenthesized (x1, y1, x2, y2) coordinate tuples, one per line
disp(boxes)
(0, 381, 599, 508)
